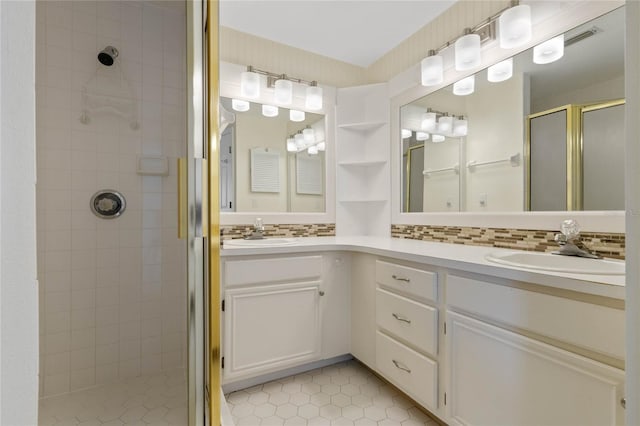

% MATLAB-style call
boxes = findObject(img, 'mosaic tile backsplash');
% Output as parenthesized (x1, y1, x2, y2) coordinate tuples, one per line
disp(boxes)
(391, 224, 625, 260)
(221, 223, 336, 242)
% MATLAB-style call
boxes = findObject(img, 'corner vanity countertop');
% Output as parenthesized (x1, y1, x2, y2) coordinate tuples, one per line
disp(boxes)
(221, 236, 625, 300)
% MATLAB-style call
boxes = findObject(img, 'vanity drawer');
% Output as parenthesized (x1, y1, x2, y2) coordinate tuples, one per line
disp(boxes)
(376, 331, 438, 410)
(375, 260, 437, 302)
(376, 288, 438, 357)
(224, 255, 322, 287)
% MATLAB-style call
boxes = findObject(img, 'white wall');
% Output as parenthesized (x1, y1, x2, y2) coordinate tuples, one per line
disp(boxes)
(36, 0, 187, 397)
(0, 0, 39, 424)
(533, 74, 624, 113)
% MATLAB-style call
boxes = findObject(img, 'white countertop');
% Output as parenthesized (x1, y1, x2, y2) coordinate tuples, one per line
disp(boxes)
(221, 236, 625, 300)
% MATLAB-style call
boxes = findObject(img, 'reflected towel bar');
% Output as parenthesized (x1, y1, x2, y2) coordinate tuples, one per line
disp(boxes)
(423, 163, 460, 178)
(467, 153, 521, 171)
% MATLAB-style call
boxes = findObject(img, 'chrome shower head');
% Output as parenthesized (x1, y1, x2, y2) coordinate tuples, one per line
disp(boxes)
(98, 46, 119, 66)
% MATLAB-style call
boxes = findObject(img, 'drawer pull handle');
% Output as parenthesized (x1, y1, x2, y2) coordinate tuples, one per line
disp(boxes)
(392, 359, 411, 373)
(392, 275, 410, 283)
(392, 313, 411, 324)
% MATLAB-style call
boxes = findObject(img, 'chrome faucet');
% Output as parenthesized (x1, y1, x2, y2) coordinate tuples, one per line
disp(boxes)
(553, 219, 601, 259)
(245, 217, 266, 240)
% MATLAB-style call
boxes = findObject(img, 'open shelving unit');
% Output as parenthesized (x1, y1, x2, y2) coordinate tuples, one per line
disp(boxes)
(336, 83, 390, 236)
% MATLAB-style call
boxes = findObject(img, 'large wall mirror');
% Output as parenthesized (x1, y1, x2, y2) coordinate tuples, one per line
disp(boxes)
(400, 6, 624, 214)
(220, 97, 326, 213)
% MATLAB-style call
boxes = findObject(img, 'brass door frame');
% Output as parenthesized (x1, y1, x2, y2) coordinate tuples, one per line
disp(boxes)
(526, 99, 625, 212)
(404, 144, 424, 212)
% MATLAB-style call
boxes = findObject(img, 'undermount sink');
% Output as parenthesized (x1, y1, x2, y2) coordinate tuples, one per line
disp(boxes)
(223, 238, 298, 248)
(486, 251, 625, 275)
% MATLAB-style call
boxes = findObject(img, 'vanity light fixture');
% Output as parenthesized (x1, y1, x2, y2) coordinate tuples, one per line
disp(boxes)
(240, 66, 260, 99)
(533, 34, 565, 64)
(416, 132, 430, 141)
(306, 82, 323, 111)
(317, 141, 326, 151)
(421, 51, 444, 87)
(290, 109, 305, 122)
(231, 98, 250, 112)
(303, 127, 315, 143)
(455, 29, 482, 71)
(261, 104, 279, 117)
(286, 136, 297, 152)
(421, 110, 437, 131)
(453, 116, 468, 136)
(498, 2, 532, 49)
(401, 129, 412, 139)
(432, 134, 446, 143)
(294, 132, 305, 148)
(438, 114, 453, 133)
(308, 145, 319, 155)
(274, 76, 293, 105)
(487, 58, 513, 82)
(453, 75, 475, 96)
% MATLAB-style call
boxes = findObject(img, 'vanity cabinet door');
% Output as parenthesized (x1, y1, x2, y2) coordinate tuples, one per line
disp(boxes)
(223, 281, 322, 382)
(446, 311, 624, 426)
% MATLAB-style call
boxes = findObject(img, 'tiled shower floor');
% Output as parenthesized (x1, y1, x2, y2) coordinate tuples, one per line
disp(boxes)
(38, 369, 187, 426)
(225, 360, 437, 426)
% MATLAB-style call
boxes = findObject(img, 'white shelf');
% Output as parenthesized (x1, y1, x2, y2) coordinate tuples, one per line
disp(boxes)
(339, 199, 388, 203)
(338, 121, 387, 131)
(338, 160, 387, 167)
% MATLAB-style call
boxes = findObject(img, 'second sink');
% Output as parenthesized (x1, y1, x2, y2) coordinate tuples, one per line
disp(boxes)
(486, 251, 625, 275)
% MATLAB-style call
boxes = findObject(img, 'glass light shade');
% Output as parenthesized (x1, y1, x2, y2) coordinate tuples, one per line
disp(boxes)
(231, 99, 250, 112)
(432, 134, 446, 143)
(274, 79, 293, 105)
(303, 128, 315, 143)
(421, 55, 444, 86)
(534, 35, 564, 64)
(487, 58, 513, 82)
(453, 75, 475, 96)
(294, 133, 305, 148)
(261, 104, 278, 117)
(455, 33, 481, 71)
(240, 71, 260, 99)
(290, 109, 305, 122)
(453, 118, 468, 136)
(286, 138, 297, 152)
(499, 4, 532, 49)
(438, 116, 453, 133)
(421, 112, 437, 131)
(416, 132, 430, 141)
(401, 129, 412, 139)
(305, 85, 323, 110)
(308, 145, 319, 155)
(317, 141, 326, 151)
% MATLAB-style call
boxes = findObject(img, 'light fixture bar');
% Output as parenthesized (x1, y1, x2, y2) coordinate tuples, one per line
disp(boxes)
(246, 65, 318, 88)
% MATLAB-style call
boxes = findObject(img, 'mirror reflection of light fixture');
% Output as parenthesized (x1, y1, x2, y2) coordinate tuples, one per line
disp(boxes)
(487, 58, 513, 82)
(286, 136, 297, 152)
(290, 109, 305, 122)
(453, 75, 475, 96)
(308, 145, 319, 155)
(453, 116, 468, 136)
(416, 132, 430, 141)
(534, 34, 565, 64)
(317, 141, 326, 151)
(421, 51, 444, 87)
(432, 134, 446, 143)
(294, 132, 305, 148)
(438, 115, 453, 133)
(261, 104, 278, 117)
(274, 76, 293, 105)
(401, 129, 412, 139)
(306, 82, 323, 111)
(498, 4, 532, 49)
(455, 30, 481, 71)
(421, 111, 437, 131)
(231, 98, 250, 112)
(240, 67, 260, 99)
(303, 127, 315, 143)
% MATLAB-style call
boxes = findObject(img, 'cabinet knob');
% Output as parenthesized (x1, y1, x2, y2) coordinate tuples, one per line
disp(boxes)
(621, 397, 626, 409)
(319, 290, 325, 296)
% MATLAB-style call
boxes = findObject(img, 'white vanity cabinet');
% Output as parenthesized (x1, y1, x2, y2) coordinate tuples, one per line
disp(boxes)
(445, 274, 625, 426)
(221, 253, 350, 384)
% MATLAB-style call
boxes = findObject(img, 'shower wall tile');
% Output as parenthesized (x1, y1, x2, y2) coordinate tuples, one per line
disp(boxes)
(37, 0, 187, 398)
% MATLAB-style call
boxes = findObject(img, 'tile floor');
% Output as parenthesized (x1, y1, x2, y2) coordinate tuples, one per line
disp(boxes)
(225, 360, 437, 426)
(38, 369, 187, 426)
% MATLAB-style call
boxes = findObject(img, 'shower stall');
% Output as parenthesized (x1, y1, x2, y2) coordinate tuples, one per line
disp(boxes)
(35, 1, 192, 424)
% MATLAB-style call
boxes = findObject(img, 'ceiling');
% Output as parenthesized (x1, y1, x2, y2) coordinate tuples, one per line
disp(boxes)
(219, 0, 456, 67)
